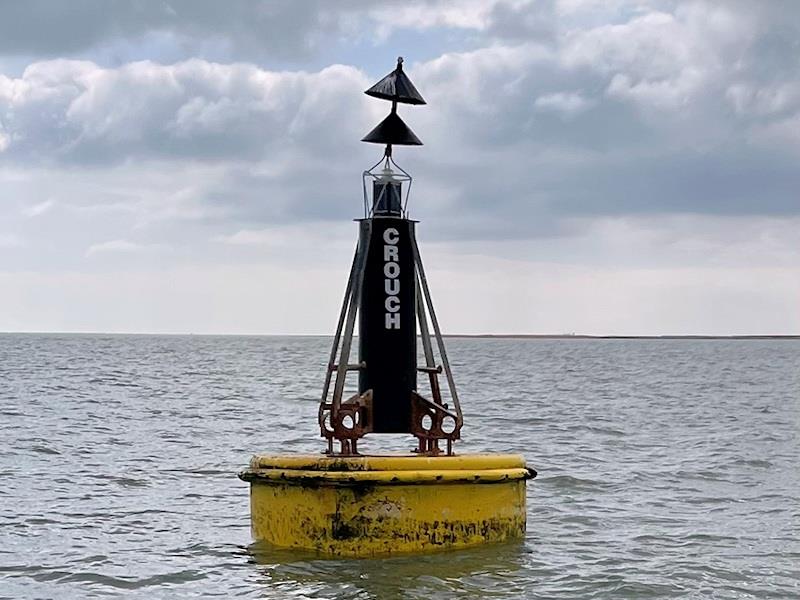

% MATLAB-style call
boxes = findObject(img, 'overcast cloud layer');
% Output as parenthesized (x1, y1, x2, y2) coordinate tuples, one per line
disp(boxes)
(1, 0, 798, 335)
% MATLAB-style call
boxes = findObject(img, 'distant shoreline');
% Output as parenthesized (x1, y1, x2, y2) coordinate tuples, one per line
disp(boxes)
(443, 334, 800, 340)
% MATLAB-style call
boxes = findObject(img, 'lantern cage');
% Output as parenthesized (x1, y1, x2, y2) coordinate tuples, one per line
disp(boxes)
(362, 154, 414, 219)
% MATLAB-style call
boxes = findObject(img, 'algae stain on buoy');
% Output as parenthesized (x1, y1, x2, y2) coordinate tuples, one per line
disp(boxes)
(239, 57, 537, 557)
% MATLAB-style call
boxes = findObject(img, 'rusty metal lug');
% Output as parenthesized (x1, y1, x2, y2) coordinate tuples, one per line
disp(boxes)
(409, 391, 461, 456)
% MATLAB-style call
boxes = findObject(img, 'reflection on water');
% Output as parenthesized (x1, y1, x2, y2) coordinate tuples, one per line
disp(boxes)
(247, 540, 530, 599)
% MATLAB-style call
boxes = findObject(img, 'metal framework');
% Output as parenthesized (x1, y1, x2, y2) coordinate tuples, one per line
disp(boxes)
(318, 225, 463, 456)
(361, 154, 414, 219)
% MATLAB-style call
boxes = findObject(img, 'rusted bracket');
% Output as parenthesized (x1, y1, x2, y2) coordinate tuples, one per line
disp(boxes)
(320, 390, 374, 456)
(410, 391, 461, 456)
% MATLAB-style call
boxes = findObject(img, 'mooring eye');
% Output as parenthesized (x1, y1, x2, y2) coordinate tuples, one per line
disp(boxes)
(441, 416, 456, 434)
(342, 414, 355, 430)
(421, 414, 433, 431)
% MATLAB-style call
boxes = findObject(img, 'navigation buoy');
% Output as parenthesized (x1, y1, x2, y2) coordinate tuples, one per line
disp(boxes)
(239, 57, 537, 556)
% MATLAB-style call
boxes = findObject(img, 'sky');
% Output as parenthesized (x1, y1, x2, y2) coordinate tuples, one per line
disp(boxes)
(0, 0, 798, 335)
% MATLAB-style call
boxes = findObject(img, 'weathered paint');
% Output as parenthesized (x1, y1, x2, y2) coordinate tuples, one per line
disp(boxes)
(247, 453, 529, 472)
(239, 454, 535, 557)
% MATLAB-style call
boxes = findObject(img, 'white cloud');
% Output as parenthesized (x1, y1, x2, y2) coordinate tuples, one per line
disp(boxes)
(85, 239, 165, 256)
(368, 0, 499, 37)
(214, 229, 277, 246)
(0, 59, 372, 163)
(213, 222, 355, 252)
(605, 68, 704, 111)
(21, 198, 55, 217)
(558, 4, 753, 117)
(534, 91, 594, 117)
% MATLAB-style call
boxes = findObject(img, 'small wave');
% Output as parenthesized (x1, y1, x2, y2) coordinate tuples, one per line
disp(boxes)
(567, 424, 626, 436)
(71, 554, 110, 565)
(24, 517, 58, 525)
(30, 445, 61, 455)
(56, 569, 207, 589)
(729, 457, 772, 468)
(540, 475, 609, 490)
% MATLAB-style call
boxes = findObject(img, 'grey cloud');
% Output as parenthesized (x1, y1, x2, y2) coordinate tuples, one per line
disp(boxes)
(2, 0, 800, 248)
(484, 0, 556, 43)
(0, 1, 335, 60)
(0, 0, 510, 62)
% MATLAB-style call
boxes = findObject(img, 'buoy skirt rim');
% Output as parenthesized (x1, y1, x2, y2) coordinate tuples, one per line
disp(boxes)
(247, 453, 529, 473)
(238, 466, 536, 486)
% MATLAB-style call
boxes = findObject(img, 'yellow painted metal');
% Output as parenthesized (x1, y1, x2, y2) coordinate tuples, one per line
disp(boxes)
(249, 453, 527, 472)
(239, 453, 533, 557)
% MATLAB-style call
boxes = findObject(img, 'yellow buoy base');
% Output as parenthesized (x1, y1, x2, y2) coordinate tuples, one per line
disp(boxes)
(239, 454, 535, 557)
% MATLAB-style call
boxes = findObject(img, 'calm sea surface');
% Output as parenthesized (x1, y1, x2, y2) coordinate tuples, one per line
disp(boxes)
(1, 334, 798, 599)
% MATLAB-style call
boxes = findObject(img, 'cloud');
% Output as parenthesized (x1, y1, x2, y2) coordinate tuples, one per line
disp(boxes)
(1, 0, 799, 334)
(21, 198, 55, 217)
(0, 59, 374, 164)
(214, 229, 280, 246)
(212, 225, 340, 247)
(0, 233, 24, 248)
(0, 1, 334, 59)
(534, 91, 594, 117)
(85, 239, 166, 256)
(368, 0, 499, 37)
(2, 2, 799, 244)
(0, 0, 517, 63)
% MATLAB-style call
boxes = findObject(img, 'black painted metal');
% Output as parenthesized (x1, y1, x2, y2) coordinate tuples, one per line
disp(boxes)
(358, 215, 417, 433)
(361, 112, 422, 146)
(364, 57, 426, 105)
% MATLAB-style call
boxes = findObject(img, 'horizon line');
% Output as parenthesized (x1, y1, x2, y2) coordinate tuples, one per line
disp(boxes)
(1, 331, 798, 340)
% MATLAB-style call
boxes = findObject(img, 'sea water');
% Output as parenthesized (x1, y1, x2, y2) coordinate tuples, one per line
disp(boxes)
(1, 334, 798, 599)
